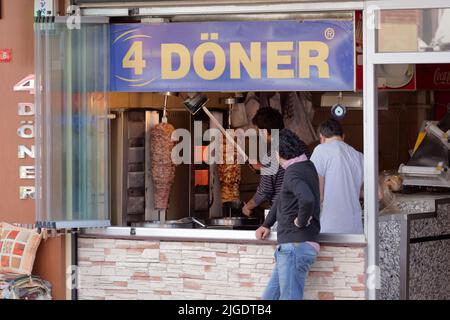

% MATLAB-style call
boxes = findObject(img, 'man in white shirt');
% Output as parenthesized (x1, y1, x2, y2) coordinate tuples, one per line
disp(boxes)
(310, 119, 364, 234)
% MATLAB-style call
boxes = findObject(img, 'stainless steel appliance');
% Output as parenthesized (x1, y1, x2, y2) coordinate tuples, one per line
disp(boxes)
(190, 94, 261, 229)
(110, 106, 191, 226)
(399, 110, 450, 188)
(110, 93, 261, 229)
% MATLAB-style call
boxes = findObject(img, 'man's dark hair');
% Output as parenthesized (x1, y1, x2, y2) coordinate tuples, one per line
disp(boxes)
(278, 129, 309, 160)
(318, 118, 344, 138)
(252, 107, 285, 132)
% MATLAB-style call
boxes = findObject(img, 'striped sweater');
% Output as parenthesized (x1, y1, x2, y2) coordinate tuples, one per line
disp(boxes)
(253, 139, 311, 206)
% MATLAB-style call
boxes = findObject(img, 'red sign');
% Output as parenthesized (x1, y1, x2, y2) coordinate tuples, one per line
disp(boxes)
(417, 64, 450, 90)
(0, 49, 12, 63)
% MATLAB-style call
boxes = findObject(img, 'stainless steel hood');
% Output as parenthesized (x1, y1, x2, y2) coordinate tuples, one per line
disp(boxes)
(74, 0, 362, 8)
(74, 0, 363, 17)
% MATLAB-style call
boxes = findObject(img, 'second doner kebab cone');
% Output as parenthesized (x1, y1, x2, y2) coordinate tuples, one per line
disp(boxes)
(218, 134, 241, 203)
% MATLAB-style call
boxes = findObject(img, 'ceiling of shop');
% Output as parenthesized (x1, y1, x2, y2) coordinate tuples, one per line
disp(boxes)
(73, 0, 362, 6)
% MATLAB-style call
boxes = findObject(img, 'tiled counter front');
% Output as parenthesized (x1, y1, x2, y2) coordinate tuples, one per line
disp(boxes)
(379, 195, 450, 300)
(77, 238, 366, 300)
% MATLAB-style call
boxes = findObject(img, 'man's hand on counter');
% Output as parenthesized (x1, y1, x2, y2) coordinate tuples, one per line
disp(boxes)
(255, 226, 270, 240)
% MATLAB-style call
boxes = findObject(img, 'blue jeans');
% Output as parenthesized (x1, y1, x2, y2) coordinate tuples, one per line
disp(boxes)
(262, 242, 318, 300)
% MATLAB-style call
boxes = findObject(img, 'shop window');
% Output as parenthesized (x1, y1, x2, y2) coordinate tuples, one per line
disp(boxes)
(377, 8, 450, 53)
(35, 18, 110, 228)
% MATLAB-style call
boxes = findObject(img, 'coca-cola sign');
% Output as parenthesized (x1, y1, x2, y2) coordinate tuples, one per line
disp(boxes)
(433, 68, 450, 86)
(417, 64, 450, 90)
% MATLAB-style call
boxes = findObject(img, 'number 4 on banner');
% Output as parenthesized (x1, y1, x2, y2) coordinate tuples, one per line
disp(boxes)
(123, 41, 146, 75)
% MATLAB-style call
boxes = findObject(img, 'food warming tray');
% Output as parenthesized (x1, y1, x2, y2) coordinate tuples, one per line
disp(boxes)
(131, 219, 194, 228)
(206, 217, 260, 227)
(131, 217, 207, 229)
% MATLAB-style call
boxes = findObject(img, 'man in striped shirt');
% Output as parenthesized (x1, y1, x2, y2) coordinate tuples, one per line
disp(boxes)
(242, 107, 310, 216)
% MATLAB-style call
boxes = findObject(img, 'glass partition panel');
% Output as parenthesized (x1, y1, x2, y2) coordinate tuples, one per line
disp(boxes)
(377, 8, 450, 53)
(35, 18, 110, 228)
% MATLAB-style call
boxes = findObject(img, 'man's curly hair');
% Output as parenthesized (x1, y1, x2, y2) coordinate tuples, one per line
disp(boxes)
(278, 129, 307, 160)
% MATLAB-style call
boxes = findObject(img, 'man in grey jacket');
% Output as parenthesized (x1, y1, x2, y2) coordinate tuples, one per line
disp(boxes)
(243, 108, 310, 217)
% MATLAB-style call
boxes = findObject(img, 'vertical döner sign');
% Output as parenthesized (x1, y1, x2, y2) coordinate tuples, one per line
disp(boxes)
(17, 102, 35, 200)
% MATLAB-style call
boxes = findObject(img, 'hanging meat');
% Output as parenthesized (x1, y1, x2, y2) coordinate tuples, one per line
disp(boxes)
(150, 123, 176, 209)
(218, 136, 241, 203)
(281, 92, 317, 145)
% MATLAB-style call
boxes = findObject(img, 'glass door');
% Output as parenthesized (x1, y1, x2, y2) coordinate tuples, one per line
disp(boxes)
(363, 0, 450, 300)
(35, 17, 110, 228)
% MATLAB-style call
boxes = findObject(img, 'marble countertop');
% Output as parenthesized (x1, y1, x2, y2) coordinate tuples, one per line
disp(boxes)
(379, 192, 450, 220)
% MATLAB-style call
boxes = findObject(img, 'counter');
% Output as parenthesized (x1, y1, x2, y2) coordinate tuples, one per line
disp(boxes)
(78, 229, 366, 300)
(81, 227, 366, 245)
(76, 193, 449, 300)
(379, 193, 450, 300)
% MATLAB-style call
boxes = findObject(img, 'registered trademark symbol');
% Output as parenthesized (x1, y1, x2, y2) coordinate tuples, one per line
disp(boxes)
(324, 28, 335, 40)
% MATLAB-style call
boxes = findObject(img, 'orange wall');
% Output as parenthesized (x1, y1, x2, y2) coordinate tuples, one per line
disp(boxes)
(0, 0, 66, 300)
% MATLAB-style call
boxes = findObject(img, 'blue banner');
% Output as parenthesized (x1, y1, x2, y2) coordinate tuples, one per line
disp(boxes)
(110, 20, 354, 92)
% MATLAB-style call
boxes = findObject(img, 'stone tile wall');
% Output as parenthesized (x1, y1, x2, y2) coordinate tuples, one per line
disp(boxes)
(78, 238, 366, 300)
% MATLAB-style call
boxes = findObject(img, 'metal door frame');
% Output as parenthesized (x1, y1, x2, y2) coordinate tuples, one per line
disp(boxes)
(363, 0, 450, 300)
(78, 1, 365, 16)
